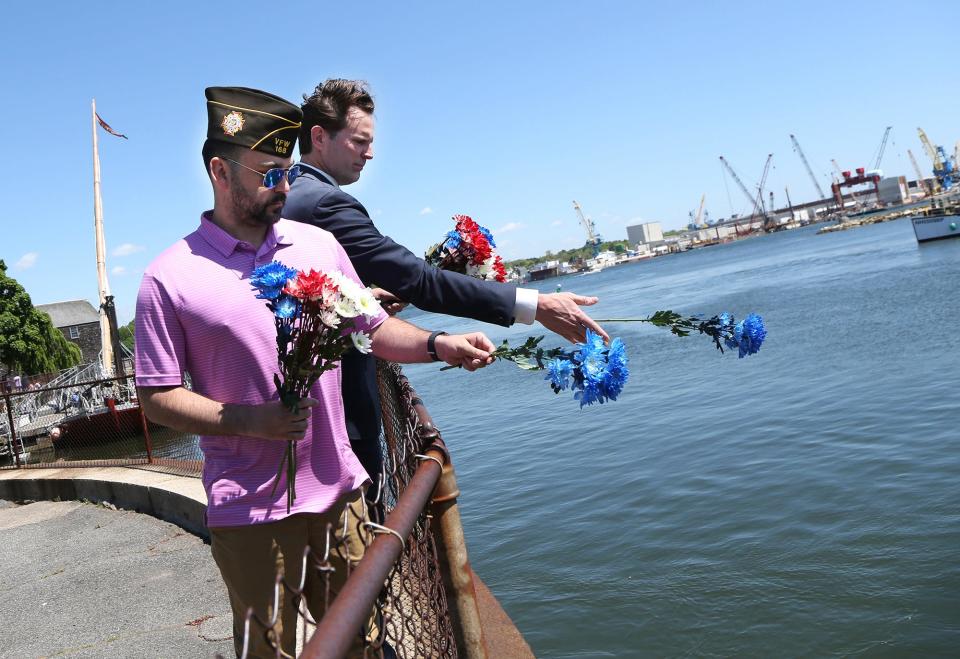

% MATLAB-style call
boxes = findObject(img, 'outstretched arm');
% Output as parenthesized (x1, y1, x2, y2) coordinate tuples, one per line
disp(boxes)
(299, 189, 517, 326)
(368, 317, 494, 371)
(535, 292, 609, 343)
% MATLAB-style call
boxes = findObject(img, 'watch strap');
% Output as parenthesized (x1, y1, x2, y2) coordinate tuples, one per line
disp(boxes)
(427, 330, 448, 361)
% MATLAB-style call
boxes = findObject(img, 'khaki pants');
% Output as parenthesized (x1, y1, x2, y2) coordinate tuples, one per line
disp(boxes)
(210, 489, 374, 658)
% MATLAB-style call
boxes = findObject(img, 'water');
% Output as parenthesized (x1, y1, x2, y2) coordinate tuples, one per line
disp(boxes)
(401, 219, 960, 657)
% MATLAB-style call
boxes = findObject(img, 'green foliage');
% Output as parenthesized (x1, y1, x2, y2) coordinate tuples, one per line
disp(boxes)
(442, 335, 567, 372)
(0, 260, 82, 375)
(504, 240, 632, 271)
(118, 318, 135, 353)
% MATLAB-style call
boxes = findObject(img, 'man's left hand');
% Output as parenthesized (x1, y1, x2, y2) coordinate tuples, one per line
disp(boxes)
(434, 332, 496, 371)
(371, 287, 408, 316)
(536, 292, 610, 344)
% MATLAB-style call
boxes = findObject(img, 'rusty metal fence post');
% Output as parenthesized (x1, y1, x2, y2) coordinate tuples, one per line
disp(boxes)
(414, 405, 488, 659)
(431, 458, 487, 659)
(138, 403, 154, 464)
(3, 389, 22, 468)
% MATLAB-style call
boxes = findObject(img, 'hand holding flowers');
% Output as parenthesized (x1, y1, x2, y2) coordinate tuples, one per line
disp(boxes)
(444, 311, 766, 407)
(431, 331, 496, 371)
(250, 260, 383, 512)
(425, 214, 508, 282)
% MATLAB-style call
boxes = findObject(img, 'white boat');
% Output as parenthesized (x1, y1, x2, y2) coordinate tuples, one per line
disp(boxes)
(911, 207, 960, 243)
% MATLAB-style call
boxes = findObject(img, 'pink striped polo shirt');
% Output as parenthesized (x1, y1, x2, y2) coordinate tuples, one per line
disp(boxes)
(135, 213, 387, 527)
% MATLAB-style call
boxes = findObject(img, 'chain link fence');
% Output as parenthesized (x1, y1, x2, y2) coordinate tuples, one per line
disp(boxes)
(2, 362, 489, 658)
(1, 372, 201, 476)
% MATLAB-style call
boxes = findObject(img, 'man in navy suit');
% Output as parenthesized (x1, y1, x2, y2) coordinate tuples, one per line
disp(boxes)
(283, 79, 608, 488)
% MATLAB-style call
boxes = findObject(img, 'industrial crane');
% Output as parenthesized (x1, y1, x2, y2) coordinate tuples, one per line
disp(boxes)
(907, 149, 933, 195)
(719, 156, 760, 212)
(754, 154, 774, 230)
(572, 200, 602, 256)
(831, 159, 865, 212)
(688, 193, 706, 229)
(871, 126, 893, 170)
(917, 127, 955, 190)
(790, 134, 827, 200)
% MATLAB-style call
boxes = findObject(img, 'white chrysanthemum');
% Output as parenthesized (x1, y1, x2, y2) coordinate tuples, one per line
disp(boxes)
(477, 256, 495, 279)
(335, 296, 360, 318)
(350, 332, 373, 354)
(329, 271, 363, 304)
(356, 289, 382, 318)
(320, 309, 341, 327)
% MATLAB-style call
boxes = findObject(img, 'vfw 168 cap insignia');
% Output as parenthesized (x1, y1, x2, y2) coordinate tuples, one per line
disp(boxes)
(204, 87, 301, 157)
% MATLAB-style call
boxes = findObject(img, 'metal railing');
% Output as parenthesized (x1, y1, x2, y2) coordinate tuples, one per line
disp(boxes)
(1, 363, 492, 658)
(1, 373, 201, 476)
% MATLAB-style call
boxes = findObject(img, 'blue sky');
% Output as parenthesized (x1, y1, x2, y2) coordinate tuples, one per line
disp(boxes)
(3, 1, 957, 325)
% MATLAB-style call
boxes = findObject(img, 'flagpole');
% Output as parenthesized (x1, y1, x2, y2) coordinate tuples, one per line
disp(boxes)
(92, 98, 115, 376)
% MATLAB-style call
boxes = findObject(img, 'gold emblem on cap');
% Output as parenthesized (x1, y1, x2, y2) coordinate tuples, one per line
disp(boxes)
(221, 111, 245, 136)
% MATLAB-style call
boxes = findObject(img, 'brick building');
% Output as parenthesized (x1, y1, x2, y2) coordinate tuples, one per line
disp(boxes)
(35, 300, 101, 365)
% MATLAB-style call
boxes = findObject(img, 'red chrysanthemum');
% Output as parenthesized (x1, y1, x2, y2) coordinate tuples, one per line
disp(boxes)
(492, 255, 507, 283)
(285, 269, 337, 301)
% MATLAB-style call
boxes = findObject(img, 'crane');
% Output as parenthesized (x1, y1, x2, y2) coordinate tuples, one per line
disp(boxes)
(871, 126, 893, 170)
(784, 186, 795, 222)
(907, 149, 933, 195)
(572, 200, 602, 256)
(917, 127, 943, 171)
(831, 159, 864, 212)
(917, 127, 955, 190)
(691, 193, 706, 228)
(754, 154, 774, 230)
(719, 156, 760, 210)
(790, 134, 827, 200)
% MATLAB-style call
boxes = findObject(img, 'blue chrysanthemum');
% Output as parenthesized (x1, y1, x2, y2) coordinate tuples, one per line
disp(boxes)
(545, 357, 574, 390)
(734, 313, 766, 358)
(478, 225, 496, 248)
(567, 330, 629, 407)
(444, 230, 462, 250)
(576, 336, 606, 383)
(600, 338, 629, 401)
(274, 295, 300, 320)
(251, 261, 297, 300)
(574, 386, 596, 406)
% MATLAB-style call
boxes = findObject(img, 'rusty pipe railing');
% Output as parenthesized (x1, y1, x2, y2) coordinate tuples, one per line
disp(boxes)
(413, 403, 488, 659)
(302, 440, 447, 658)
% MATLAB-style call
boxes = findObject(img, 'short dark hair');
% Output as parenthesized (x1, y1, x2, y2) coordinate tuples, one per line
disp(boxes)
(201, 139, 245, 175)
(299, 79, 375, 155)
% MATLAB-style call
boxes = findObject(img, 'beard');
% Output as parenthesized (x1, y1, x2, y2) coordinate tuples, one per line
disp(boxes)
(230, 184, 286, 227)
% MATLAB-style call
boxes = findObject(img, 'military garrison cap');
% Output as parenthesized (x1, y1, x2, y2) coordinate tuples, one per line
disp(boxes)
(205, 87, 301, 157)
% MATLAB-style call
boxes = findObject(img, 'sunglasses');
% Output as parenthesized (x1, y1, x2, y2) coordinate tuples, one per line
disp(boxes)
(221, 157, 302, 189)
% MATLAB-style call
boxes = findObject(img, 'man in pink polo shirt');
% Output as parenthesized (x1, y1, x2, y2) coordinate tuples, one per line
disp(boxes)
(134, 87, 494, 658)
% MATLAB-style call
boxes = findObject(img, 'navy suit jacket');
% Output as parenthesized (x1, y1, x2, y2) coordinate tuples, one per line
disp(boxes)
(282, 163, 518, 445)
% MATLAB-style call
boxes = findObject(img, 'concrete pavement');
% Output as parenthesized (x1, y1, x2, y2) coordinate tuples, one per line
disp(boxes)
(0, 498, 233, 658)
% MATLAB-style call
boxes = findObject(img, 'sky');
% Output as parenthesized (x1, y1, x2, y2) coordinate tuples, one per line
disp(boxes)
(2, 0, 958, 325)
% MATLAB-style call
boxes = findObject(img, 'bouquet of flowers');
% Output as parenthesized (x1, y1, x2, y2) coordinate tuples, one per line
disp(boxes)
(465, 330, 629, 407)
(450, 311, 766, 407)
(250, 261, 382, 512)
(425, 214, 508, 282)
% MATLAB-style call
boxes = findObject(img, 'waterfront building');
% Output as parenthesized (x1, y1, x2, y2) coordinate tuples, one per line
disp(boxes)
(35, 300, 100, 365)
(627, 221, 664, 246)
(878, 176, 909, 205)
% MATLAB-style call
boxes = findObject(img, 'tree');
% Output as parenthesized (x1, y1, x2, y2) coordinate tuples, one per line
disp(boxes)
(0, 260, 82, 375)
(118, 318, 135, 353)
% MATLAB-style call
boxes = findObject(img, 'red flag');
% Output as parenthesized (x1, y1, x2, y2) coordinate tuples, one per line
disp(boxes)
(96, 113, 127, 139)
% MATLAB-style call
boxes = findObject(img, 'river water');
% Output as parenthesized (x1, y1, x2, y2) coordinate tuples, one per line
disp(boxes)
(402, 219, 960, 657)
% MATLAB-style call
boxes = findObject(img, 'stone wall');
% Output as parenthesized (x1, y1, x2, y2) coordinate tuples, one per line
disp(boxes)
(60, 321, 102, 364)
